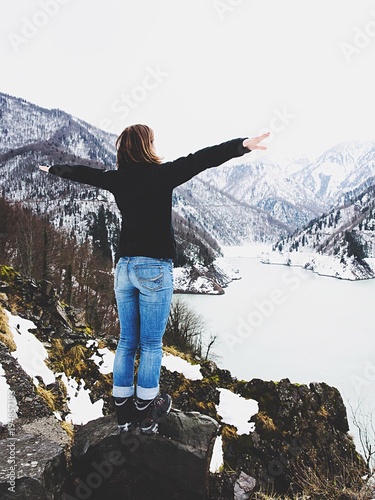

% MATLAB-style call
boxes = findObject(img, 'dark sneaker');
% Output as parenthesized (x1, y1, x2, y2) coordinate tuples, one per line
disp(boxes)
(135, 393, 172, 435)
(114, 396, 135, 433)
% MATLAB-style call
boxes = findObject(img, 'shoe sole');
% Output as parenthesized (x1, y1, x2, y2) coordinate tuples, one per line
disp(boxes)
(118, 422, 133, 433)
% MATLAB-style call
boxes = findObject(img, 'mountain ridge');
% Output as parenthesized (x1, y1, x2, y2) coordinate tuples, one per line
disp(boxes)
(1, 91, 374, 281)
(0, 92, 224, 274)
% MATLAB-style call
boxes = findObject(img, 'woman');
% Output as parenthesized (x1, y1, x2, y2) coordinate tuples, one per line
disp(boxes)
(39, 125, 269, 434)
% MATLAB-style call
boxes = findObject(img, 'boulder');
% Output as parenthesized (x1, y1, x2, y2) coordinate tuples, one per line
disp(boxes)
(66, 409, 219, 500)
(0, 433, 67, 500)
(226, 378, 368, 495)
(234, 471, 257, 499)
(0, 343, 51, 423)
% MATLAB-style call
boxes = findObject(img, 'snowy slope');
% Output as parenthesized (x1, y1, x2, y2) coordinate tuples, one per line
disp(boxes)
(200, 159, 323, 231)
(0, 92, 116, 162)
(265, 183, 375, 280)
(0, 93, 221, 269)
(4, 309, 104, 425)
(294, 140, 375, 204)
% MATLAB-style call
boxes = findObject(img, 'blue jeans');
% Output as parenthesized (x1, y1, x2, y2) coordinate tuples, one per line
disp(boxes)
(112, 256, 174, 400)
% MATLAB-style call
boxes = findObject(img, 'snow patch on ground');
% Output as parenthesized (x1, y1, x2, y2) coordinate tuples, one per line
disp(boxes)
(209, 435, 224, 473)
(2, 314, 104, 425)
(162, 353, 203, 380)
(90, 348, 115, 375)
(210, 388, 259, 473)
(59, 373, 103, 425)
(5, 310, 55, 386)
(216, 388, 258, 435)
(87, 340, 115, 375)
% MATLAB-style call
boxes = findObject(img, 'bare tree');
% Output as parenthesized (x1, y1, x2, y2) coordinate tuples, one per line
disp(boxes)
(164, 297, 206, 358)
(348, 400, 375, 471)
(203, 333, 217, 361)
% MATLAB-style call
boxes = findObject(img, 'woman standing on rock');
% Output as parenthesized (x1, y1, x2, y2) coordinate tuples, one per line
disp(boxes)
(39, 125, 269, 434)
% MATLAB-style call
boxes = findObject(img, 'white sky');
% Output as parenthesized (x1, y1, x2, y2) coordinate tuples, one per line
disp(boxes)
(1, 0, 374, 161)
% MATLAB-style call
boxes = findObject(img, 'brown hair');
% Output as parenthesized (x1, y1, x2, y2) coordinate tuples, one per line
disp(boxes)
(116, 124, 163, 168)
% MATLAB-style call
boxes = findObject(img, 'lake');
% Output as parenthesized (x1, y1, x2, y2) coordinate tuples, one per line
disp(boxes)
(176, 246, 375, 455)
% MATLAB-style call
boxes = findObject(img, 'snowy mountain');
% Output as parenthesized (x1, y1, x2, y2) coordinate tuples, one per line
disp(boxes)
(293, 140, 375, 205)
(0, 92, 116, 163)
(174, 175, 290, 246)
(0, 92, 292, 251)
(198, 159, 324, 235)
(0, 93, 117, 238)
(198, 140, 375, 243)
(265, 183, 375, 280)
(1, 92, 374, 281)
(0, 92, 222, 269)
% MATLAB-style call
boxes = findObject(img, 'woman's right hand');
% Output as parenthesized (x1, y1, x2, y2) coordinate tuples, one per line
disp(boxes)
(243, 132, 270, 151)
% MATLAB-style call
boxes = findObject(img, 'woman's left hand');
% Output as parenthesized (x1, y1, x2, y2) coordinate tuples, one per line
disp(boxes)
(38, 165, 50, 172)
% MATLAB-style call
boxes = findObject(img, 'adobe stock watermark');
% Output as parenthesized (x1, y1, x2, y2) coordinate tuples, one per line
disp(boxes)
(99, 65, 169, 133)
(340, 11, 375, 63)
(8, 0, 74, 54)
(6, 390, 17, 494)
(223, 268, 307, 353)
(212, 0, 245, 20)
(251, 106, 296, 160)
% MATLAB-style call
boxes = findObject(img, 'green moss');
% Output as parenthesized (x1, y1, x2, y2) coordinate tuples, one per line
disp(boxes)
(163, 345, 195, 363)
(91, 372, 113, 395)
(97, 339, 107, 349)
(60, 420, 74, 441)
(204, 374, 220, 386)
(221, 424, 238, 442)
(36, 385, 57, 411)
(0, 265, 19, 281)
(194, 400, 216, 414)
(76, 324, 93, 336)
(47, 339, 95, 378)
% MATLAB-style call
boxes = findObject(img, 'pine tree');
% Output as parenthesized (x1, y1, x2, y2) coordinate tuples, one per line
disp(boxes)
(345, 231, 366, 260)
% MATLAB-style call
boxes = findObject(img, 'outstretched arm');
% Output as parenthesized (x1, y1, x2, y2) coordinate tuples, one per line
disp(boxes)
(162, 133, 270, 188)
(38, 164, 114, 190)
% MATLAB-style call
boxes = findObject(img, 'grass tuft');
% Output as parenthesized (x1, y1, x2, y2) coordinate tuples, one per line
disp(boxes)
(0, 305, 17, 351)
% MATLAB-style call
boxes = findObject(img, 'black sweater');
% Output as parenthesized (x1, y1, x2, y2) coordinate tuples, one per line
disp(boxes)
(49, 138, 251, 259)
